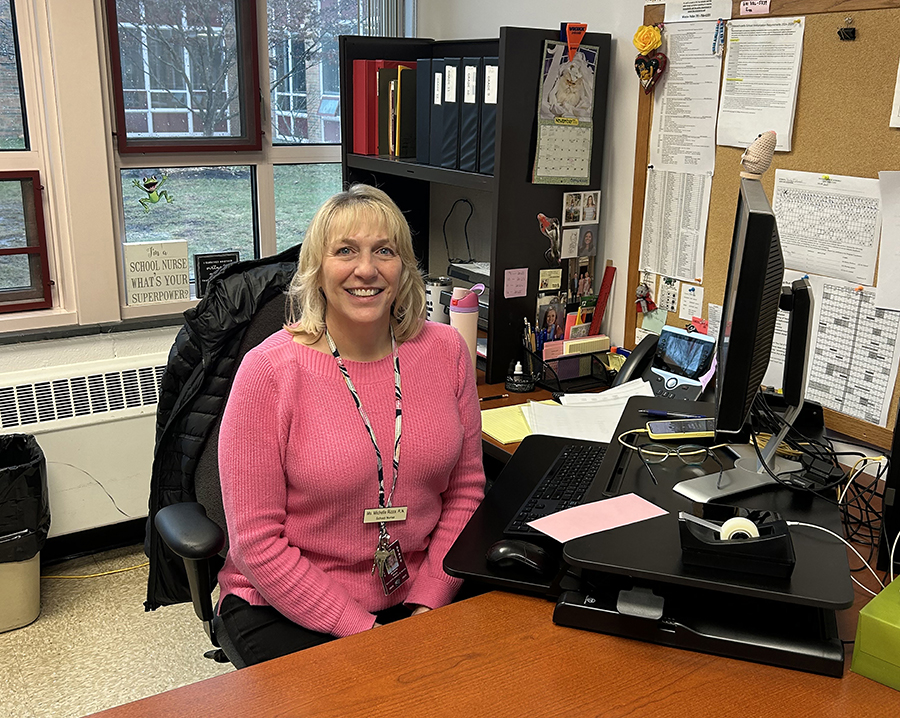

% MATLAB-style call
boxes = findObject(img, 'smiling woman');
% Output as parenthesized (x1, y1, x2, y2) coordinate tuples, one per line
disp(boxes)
(213, 183, 486, 669)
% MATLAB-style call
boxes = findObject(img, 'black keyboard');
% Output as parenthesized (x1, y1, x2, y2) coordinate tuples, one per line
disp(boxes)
(504, 443, 607, 538)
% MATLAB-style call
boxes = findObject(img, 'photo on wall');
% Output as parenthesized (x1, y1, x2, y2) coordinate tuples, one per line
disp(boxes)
(562, 190, 601, 226)
(536, 294, 565, 343)
(578, 224, 598, 257)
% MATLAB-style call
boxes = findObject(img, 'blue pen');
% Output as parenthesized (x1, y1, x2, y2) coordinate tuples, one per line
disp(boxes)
(638, 410, 709, 419)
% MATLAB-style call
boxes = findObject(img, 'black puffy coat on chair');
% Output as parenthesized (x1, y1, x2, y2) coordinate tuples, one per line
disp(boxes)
(145, 244, 300, 612)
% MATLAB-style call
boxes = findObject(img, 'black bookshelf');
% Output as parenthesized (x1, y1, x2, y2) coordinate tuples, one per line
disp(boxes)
(339, 28, 611, 383)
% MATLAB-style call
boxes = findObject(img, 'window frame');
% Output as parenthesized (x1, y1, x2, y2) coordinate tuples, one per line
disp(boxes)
(0, 169, 52, 313)
(104, 0, 263, 154)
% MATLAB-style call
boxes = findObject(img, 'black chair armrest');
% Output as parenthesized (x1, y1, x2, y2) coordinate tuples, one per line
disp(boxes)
(155, 502, 225, 560)
(155, 502, 225, 638)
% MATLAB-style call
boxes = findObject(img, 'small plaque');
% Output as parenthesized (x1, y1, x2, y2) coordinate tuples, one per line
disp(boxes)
(194, 251, 240, 298)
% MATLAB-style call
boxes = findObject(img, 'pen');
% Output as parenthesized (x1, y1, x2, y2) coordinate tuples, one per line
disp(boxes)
(480, 393, 509, 402)
(638, 410, 708, 419)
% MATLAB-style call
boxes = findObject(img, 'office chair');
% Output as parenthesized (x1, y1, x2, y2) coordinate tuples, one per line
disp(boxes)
(150, 251, 297, 664)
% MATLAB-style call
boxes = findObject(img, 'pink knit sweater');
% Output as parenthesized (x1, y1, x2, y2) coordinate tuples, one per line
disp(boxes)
(217, 322, 485, 638)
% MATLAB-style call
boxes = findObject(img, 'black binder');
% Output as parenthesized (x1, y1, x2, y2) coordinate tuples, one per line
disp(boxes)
(440, 57, 462, 169)
(458, 57, 482, 173)
(377, 67, 398, 156)
(428, 59, 445, 168)
(416, 58, 431, 164)
(396, 67, 417, 159)
(478, 56, 499, 175)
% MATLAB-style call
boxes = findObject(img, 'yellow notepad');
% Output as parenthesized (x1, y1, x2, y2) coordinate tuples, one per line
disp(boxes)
(480, 400, 556, 445)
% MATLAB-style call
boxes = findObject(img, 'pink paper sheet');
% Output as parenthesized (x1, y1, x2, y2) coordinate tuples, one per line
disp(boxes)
(527, 493, 667, 543)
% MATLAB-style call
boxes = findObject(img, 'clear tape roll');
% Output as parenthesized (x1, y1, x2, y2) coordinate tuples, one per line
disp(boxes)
(720, 517, 760, 541)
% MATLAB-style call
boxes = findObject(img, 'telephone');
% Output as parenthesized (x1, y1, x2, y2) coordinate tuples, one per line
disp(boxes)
(612, 328, 715, 401)
(610, 334, 658, 387)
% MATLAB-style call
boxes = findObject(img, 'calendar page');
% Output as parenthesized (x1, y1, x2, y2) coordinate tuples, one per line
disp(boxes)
(533, 40, 598, 185)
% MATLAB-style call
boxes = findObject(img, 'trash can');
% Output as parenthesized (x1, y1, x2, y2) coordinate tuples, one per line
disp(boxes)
(0, 434, 50, 632)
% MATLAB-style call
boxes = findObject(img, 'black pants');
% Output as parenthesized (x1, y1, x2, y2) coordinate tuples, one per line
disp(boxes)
(215, 581, 489, 669)
(215, 594, 413, 668)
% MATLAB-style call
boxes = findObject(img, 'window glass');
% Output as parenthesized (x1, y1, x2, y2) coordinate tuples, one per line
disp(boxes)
(0, 176, 26, 248)
(268, 0, 359, 145)
(0, 0, 28, 150)
(121, 166, 255, 299)
(112, 0, 252, 145)
(273, 163, 341, 252)
(0, 254, 29, 290)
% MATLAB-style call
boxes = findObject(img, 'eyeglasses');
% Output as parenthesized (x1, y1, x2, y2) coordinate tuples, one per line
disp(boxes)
(637, 443, 724, 487)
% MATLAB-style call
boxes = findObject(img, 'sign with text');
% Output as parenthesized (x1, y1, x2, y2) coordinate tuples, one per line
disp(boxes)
(194, 251, 240, 298)
(124, 240, 190, 305)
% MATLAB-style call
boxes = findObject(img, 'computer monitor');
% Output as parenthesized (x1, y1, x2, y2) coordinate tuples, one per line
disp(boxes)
(674, 177, 814, 503)
(715, 177, 785, 436)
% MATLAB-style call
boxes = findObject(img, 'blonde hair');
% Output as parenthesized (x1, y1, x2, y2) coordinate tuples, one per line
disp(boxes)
(285, 184, 426, 343)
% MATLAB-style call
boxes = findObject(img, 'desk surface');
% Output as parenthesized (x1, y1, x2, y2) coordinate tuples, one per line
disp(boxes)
(93, 590, 899, 718)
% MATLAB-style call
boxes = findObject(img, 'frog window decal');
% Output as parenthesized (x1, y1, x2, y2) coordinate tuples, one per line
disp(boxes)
(133, 174, 174, 212)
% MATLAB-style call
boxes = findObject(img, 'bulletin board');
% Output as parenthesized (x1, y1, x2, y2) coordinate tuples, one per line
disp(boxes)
(627, 0, 900, 448)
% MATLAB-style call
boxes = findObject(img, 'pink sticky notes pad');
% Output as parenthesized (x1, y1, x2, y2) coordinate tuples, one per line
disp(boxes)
(527, 493, 667, 543)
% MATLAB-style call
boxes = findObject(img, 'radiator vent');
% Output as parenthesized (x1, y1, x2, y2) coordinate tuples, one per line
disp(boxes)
(0, 359, 167, 431)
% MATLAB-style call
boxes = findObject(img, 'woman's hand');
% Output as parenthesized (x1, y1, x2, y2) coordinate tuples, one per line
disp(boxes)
(410, 605, 431, 616)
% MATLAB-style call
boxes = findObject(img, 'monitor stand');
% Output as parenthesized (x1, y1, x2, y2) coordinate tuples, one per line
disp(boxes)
(673, 403, 802, 504)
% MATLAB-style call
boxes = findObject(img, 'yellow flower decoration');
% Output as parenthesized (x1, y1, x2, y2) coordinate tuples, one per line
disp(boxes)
(633, 25, 662, 55)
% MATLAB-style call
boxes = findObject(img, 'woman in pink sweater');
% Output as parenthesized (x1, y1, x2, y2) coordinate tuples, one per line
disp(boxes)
(214, 184, 485, 667)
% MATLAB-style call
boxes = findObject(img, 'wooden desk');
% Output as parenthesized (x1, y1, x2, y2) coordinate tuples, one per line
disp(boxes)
(93, 590, 899, 718)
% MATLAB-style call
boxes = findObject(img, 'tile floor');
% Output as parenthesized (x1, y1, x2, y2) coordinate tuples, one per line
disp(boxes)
(0, 545, 233, 718)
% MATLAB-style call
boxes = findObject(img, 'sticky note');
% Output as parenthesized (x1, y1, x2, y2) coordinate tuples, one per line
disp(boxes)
(641, 307, 667, 334)
(691, 316, 709, 334)
(504, 268, 528, 298)
(527, 493, 667, 543)
(740, 0, 770, 15)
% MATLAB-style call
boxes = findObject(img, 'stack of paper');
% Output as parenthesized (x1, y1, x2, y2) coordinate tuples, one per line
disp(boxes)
(520, 380, 655, 444)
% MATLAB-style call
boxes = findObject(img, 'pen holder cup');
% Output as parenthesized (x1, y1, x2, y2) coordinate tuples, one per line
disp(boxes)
(524, 348, 613, 394)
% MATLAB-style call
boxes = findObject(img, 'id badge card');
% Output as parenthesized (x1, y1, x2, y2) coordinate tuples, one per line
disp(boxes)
(380, 540, 410, 596)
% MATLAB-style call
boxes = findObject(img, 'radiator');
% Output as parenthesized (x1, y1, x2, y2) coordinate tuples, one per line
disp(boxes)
(0, 353, 169, 537)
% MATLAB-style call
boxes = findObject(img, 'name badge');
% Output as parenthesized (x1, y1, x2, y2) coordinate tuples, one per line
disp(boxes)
(363, 506, 408, 524)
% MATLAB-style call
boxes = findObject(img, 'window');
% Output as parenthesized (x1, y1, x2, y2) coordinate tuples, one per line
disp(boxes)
(267, 1, 358, 144)
(0, 171, 51, 312)
(106, 0, 261, 152)
(120, 166, 256, 304)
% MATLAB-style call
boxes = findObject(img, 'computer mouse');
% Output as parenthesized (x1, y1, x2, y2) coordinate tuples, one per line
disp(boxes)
(485, 539, 556, 576)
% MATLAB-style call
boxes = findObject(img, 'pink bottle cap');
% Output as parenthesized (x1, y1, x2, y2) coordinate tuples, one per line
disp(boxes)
(450, 284, 484, 312)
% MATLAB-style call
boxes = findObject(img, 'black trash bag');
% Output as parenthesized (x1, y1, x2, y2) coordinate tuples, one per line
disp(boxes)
(0, 434, 50, 563)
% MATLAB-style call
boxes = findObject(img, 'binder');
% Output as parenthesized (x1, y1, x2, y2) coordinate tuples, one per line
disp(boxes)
(377, 67, 398, 156)
(415, 58, 431, 164)
(440, 57, 462, 169)
(352, 59, 376, 154)
(458, 57, 482, 172)
(395, 67, 417, 159)
(428, 59, 445, 167)
(478, 57, 499, 175)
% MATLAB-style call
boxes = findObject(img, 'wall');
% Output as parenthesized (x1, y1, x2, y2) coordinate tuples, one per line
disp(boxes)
(417, 1, 644, 344)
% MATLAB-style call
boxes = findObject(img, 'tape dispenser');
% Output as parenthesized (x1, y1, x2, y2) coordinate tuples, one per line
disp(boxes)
(678, 506, 795, 578)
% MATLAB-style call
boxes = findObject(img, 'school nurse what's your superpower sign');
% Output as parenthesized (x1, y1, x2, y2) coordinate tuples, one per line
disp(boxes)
(123, 240, 191, 305)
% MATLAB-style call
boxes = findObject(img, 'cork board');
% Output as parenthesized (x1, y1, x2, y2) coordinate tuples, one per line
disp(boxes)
(627, 1, 900, 448)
